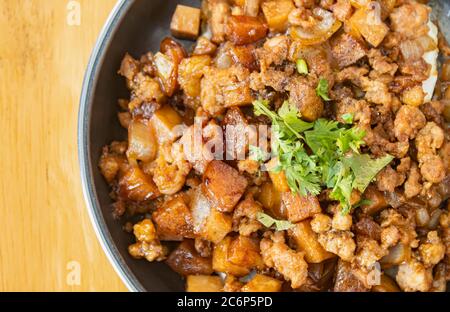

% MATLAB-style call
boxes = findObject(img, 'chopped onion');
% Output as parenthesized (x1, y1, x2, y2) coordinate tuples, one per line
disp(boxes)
(127, 117, 158, 162)
(381, 243, 411, 267)
(290, 8, 342, 46)
(400, 40, 424, 61)
(415, 207, 430, 227)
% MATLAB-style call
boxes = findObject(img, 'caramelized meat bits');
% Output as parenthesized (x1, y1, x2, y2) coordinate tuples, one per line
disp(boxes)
(100, 0, 449, 292)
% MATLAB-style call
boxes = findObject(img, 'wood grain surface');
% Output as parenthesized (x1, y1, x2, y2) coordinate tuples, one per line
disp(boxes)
(0, 0, 127, 291)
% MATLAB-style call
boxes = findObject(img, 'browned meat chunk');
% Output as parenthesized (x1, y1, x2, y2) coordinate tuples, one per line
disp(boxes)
(203, 160, 248, 212)
(287, 78, 324, 121)
(331, 33, 366, 68)
(167, 240, 213, 276)
(118, 53, 140, 81)
(232, 194, 263, 236)
(354, 216, 381, 241)
(376, 165, 405, 193)
(281, 192, 321, 223)
(226, 15, 268, 45)
(209, 0, 230, 43)
(170, 5, 201, 40)
(201, 65, 253, 116)
(153, 195, 195, 241)
(333, 259, 369, 292)
(390, 2, 430, 39)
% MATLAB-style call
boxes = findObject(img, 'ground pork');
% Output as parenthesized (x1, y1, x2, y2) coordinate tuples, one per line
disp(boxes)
(396, 258, 433, 292)
(394, 105, 426, 141)
(318, 230, 356, 262)
(260, 233, 308, 288)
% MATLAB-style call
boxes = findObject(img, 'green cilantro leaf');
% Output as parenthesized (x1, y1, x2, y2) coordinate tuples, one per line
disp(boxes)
(249, 145, 268, 163)
(316, 78, 331, 101)
(257, 212, 294, 231)
(344, 154, 394, 193)
(342, 113, 354, 124)
(296, 59, 309, 75)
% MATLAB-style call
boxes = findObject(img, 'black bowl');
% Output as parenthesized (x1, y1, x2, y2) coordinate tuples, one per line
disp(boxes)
(78, 0, 449, 292)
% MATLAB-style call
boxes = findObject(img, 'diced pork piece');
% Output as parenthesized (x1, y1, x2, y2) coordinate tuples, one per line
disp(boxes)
(119, 165, 160, 202)
(359, 185, 388, 216)
(118, 53, 140, 81)
(153, 195, 195, 241)
(281, 192, 321, 223)
(201, 65, 253, 116)
(244, 0, 261, 17)
(203, 160, 248, 212)
(394, 105, 426, 141)
(390, 2, 430, 39)
(191, 187, 232, 244)
(209, 0, 231, 43)
(287, 78, 324, 121)
(331, 33, 366, 68)
(170, 5, 201, 40)
(228, 235, 264, 270)
(260, 35, 290, 67)
(167, 240, 213, 276)
(331, 210, 353, 231)
(354, 216, 381, 241)
(212, 236, 251, 276)
(178, 55, 212, 98)
(223, 107, 255, 160)
(289, 220, 334, 263)
(241, 274, 283, 292)
(333, 259, 370, 292)
(193, 36, 218, 56)
(260, 234, 308, 289)
(262, 0, 295, 32)
(226, 15, 268, 45)
(396, 258, 433, 292)
(349, 5, 389, 47)
(331, 0, 352, 22)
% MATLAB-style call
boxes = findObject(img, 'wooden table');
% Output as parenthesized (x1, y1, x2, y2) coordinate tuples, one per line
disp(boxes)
(0, 0, 127, 291)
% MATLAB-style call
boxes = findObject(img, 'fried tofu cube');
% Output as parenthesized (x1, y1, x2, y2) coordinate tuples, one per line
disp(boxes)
(170, 5, 201, 40)
(281, 192, 321, 223)
(331, 32, 366, 68)
(186, 275, 223, 292)
(166, 240, 213, 276)
(241, 274, 283, 292)
(203, 160, 248, 213)
(349, 7, 388, 47)
(262, 0, 295, 32)
(289, 220, 334, 263)
(153, 196, 195, 241)
(191, 187, 233, 244)
(228, 236, 264, 270)
(151, 104, 183, 144)
(118, 165, 160, 202)
(213, 236, 250, 276)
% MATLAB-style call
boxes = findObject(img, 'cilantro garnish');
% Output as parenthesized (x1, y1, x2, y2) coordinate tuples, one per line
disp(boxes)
(316, 78, 331, 101)
(253, 100, 393, 214)
(257, 212, 294, 231)
(341, 113, 354, 124)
